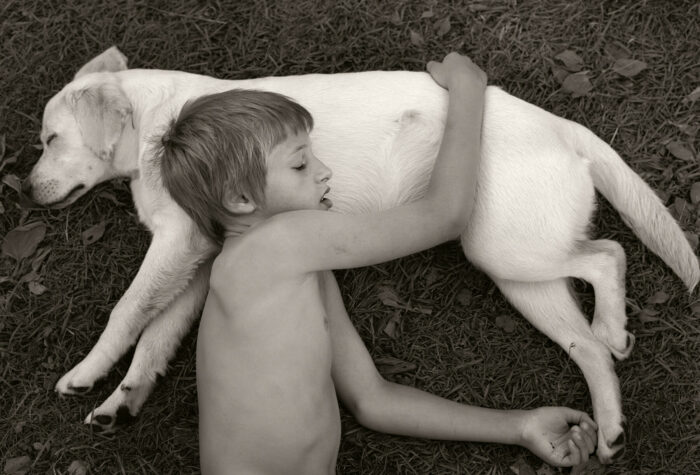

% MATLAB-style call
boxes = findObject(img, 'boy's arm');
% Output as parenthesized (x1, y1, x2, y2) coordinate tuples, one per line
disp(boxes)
(250, 53, 486, 274)
(321, 272, 597, 467)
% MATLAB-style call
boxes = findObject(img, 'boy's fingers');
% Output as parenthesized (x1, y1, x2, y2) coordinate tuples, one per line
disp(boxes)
(562, 408, 597, 430)
(572, 427, 593, 458)
(576, 426, 595, 453)
(562, 439, 580, 466)
(579, 421, 598, 447)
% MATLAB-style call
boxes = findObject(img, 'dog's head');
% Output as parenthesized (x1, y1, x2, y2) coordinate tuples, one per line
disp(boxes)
(25, 47, 133, 208)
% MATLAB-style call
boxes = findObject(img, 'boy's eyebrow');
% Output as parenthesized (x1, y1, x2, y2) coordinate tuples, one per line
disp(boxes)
(288, 144, 307, 157)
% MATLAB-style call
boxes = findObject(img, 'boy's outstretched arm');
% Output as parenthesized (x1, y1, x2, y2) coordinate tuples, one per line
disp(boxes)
(247, 53, 486, 274)
(321, 272, 597, 467)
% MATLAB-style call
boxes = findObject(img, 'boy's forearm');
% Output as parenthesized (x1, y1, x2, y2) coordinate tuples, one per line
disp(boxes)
(424, 85, 484, 231)
(356, 380, 526, 446)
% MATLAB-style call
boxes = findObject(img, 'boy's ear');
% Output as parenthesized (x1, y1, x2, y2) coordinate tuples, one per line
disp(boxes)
(227, 193, 256, 214)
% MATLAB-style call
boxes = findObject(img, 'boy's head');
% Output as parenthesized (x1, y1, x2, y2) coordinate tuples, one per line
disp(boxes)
(156, 89, 330, 244)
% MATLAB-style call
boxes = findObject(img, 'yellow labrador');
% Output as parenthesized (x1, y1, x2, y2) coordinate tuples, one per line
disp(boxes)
(26, 46, 698, 463)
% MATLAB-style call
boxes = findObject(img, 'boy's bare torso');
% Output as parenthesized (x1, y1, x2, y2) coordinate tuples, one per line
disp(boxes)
(197, 240, 340, 475)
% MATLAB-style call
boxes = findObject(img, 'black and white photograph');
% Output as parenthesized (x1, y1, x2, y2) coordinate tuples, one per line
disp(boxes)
(1, 1, 698, 473)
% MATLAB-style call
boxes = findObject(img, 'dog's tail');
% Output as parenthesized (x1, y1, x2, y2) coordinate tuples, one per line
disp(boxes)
(572, 123, 699, 292)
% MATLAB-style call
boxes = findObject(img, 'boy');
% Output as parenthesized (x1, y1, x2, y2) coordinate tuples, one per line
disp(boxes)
(157, 53, 597, 474)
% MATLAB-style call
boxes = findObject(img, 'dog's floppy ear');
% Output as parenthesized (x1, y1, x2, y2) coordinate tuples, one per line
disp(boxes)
(69, 82, 132, 160)
(74, 46, 128, 80)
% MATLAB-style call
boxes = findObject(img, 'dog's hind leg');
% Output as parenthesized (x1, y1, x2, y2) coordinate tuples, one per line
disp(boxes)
(564, 239, 632, 360)
(84, 261, 211, 433)
(493, 277, 625, 464)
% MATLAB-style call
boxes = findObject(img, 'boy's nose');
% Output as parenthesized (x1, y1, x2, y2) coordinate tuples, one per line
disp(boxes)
(317, 162, 332, 182)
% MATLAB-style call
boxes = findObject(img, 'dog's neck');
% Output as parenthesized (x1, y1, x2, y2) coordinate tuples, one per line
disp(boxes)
(112, 117, 140, 180)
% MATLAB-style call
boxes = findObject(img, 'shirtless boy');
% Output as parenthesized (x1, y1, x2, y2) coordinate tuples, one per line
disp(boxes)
(157, 53, 597, 474)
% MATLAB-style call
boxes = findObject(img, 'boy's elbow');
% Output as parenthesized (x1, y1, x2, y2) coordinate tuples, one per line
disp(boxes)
(344, 379, 389, 430)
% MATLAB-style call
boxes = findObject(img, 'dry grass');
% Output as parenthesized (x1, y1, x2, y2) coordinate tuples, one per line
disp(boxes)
(1, 0, 699, 474)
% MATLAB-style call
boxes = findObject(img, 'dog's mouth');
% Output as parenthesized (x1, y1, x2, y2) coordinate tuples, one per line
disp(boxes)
(46, 184, 86, 209)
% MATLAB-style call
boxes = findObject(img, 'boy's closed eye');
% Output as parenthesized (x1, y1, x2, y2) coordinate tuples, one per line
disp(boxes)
(293, 161, 306, 170)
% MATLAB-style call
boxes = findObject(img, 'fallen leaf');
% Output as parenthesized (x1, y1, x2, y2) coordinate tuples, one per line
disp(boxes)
(67, 460, 88, 475)
(2, 222, 46, 261)
(495, 315, 516, 333)
(691, 302, 700, 316)
(378, 285, 405, 308)
(647, 291, 669, 305)
(456, 288, 472, 306)
(374, 356, 416, 375)
(562, 71, 593, 97)
(389, 10, 401, 25)
(28, 281, 47, 295)
(0, 133, 5, 159)
(683, 86, 700, 103)
(554, 50, 584, 72)
(2, 173, 22, 193)
(0, 201, 5, 214)
(13, 421, 26, 433)
(82, 220, 106, 245)
(638, 308, 660, 323)
(409, 29, 424, 46)
(424, 267, 440, 286)
(31, 247, 51, 272)
(535, 464, 555, 475)
(654, 188, 670, 204)
(690, 182, 700, 204)
(604, 42, 631, 60)
(672, 197, 691, 220)
(20, 270, 40, 283)
(510, 456, 536, 475)
(612, 58, 648, 77)
(666, 141, 695, 161)
(435, 16, 451, 37)
(550, 64, 569, 84)
(420, 10, 434, 19)
(571, 455, 606, 474)
(4, 456, 31, 475)
(671, 122, 699, 138)
(383, 311, 401, 338)
(98, 191, 124, 206)
(685, 231, 698, 250)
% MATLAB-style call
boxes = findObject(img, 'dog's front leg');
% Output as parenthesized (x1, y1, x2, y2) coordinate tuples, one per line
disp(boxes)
(82, 260, 211, 433)
(55, 223, 213, 396)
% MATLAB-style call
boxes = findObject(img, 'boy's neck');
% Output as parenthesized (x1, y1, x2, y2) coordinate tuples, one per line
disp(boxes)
(222, 211, 268, 239)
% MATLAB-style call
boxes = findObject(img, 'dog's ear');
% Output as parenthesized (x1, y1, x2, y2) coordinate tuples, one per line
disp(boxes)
(69, 82, 132, 160)
(74, 46, 128, 80)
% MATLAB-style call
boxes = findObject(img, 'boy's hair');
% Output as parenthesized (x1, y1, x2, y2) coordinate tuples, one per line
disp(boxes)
(155, 89, 313, 245)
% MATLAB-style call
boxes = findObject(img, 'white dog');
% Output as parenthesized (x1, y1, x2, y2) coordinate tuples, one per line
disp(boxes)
(26, 47, 697, 463)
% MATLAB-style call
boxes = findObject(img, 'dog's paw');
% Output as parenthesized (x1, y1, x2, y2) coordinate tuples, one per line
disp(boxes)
(55, 363, 103, 396)
(85, 405, 137, 434)
(596, 420, 626, 464)
(83, 378, 155, 433)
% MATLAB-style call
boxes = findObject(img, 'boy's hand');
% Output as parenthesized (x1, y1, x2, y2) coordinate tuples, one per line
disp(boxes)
(519, 407, 598, 467)
(426, 52, 487, 91)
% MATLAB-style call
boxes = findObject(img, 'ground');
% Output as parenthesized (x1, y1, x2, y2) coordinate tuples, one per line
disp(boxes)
(1, 1, 698, 474)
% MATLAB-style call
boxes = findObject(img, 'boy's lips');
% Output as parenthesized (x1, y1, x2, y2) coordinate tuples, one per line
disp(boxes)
(321, 187, 332, 208)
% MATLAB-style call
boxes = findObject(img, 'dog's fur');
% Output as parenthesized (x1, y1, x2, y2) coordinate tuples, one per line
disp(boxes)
(27, 47, 698, 463)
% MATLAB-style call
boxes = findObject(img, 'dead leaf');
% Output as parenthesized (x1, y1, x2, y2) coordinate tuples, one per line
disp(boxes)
(666, 141, 695, 161)
(424, 267, 440, 286)
(389, 10, 401, 25)
(456, 288, 472, 306)
(535, 464, 555, 475)
(495, 315, 516, 333)
(31, 247, 51, 272)
(671, 122, 699, 138)
(98, 191, 124, 206)
(654, 188, 670, 204)
(374, 356, 416, 375)
(613, 58, 648, 77)
(2, 173, 22, 193)
(510, 456, 536, 475)
(409, 29, 424, 46)
(691, 302, 700, 316)
(383, 312, 401, 339)
(672, 197, 691, 220)
(4, 456, 31, 475)
(2, 222, 46, 261)
(82, 220, 106, 245)
(690, 182, 700, 204)
(638, 308, 660, 323)
(550, 64, 570, 84)
(0, 133, 5, 159)
(562, 72, 593, 97)
(647, 291, 669, 305)
(0, 201, 5, 214)
(554, 50, 584, 72)
(378, 285, 405, 309)
(28, 281, 47, 295)
(67, 460, 88, 475)
(13, 421, 26, 433)
(604, 42, 631, 60)
(435, 17, 451, 37)
(685, 231, 698, 250)
(683, 86, 700, 103)
(20, 270, 40, 283)
(420, 10, 434, 19)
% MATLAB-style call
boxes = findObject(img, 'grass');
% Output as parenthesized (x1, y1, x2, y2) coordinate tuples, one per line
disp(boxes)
(1, 0, 699, 473)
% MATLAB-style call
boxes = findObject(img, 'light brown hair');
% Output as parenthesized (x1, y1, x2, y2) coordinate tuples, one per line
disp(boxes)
(155, 89, 313, 244)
